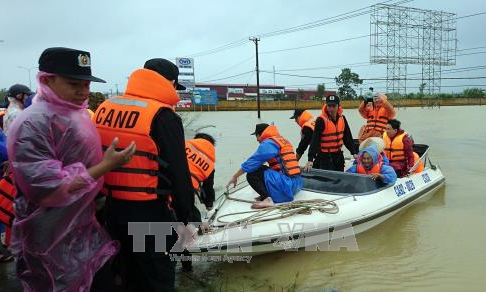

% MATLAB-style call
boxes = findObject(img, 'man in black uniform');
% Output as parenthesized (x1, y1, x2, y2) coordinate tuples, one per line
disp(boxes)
(304, 95, 357, 172)
(290, 109, 315, 162)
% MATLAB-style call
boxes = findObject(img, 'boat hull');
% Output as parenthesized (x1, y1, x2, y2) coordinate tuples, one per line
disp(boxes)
(189, 166, 445, 256)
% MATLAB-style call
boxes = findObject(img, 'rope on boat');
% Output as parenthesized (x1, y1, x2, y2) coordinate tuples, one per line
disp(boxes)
(216, 198, 340, 226)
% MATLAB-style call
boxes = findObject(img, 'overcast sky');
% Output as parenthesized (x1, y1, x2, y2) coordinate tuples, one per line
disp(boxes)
(1, 0, 485, 94)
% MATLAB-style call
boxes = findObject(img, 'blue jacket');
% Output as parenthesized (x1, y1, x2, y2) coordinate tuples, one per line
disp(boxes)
(353, 151, 389, 165)
(0, 129, 7, 163)
(241, 139, 303, 203)
(347, 144, 397, 185)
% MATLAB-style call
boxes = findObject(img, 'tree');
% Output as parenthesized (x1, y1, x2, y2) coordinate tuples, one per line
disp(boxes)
(0, 88, 7, 107)
(297, 89, 305, 100)
(335, 68, 362, 99)
(316, 83, 325, 99)
(88, 92, 106, 111)
(418, 83, 426, 98)
(462, 88, 485, 98)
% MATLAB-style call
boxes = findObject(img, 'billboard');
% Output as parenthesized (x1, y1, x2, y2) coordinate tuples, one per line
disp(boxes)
(193, 90, 218, 106)
(176, 57, 195, 92)
(176, 99, 192, 108)
(176, 58, 194, 69)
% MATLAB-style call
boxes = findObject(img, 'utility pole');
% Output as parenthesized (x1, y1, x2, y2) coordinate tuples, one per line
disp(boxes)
(115, 84, 119, 96)
(250, 37, 261, 119)
(18, 66, 37, 90)
(273, 65, 276, 87)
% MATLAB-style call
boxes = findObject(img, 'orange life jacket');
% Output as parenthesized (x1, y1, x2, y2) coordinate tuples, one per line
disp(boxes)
(88, 108, 95, 119)
(94, 69, 180, 201)
(0, 110, 5, 130)
(261, 125, 301, 176)
(297, 110, 315, 132)
(413, 152, 424, 173)
(319, 105, 345, 153)
(185, 139, 215, 191)
(365, 106, 389, 134)
(0, 172, 16, 228)
(383, 131, 407, 162)
(357, 155, 383, 174)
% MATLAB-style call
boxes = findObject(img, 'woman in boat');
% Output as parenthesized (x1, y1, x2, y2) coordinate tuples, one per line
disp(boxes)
(359, 137, 389, 165)
(347, 144, 397, 185)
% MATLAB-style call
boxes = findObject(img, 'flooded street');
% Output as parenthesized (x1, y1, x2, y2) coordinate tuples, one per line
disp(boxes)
(177, 105, 486, 291)
(1, 106, 485, 291)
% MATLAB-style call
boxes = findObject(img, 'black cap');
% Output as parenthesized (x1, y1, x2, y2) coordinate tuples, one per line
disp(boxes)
(144, 58, 186, 90)
(38, 47, 106, 83)
(325, 95, 340, 105)
(7, 84, 32, 97)
(250, 123, 269, 136)
(290, 109, 305, 119)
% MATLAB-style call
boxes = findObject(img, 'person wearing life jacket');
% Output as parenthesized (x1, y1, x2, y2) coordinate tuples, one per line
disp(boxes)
(358, 137, 390, 166)
(305, 95, 358, 172)
(383, 119, 414, 177)
(412, 152, 425, 173)
(186, 133, 216, 210)
(2, 84, 32, 135)
(227, 123, 303, 209)
(181, 133, 216, 273)
(0, 128, 13, 263)
(290, 109, 316, 162)
(87, 108, 95, 119)
(358, 92, 395, 143)
(347, 144, 397, 185)
(95, 58, 194, 291)
(6, 47, 135, 291)
(0, 110, 5, 130)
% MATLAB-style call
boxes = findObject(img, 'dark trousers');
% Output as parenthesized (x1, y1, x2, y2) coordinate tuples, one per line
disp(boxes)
(315, 152, 345, 172)
(106, 197, 177, 292)
(180, 206, 201, 272)
(91, 260, 115, 292)
(246, 165, 270, 199)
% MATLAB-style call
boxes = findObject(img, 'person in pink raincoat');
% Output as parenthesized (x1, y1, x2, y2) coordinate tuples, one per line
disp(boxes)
(6, 47, 136, 291)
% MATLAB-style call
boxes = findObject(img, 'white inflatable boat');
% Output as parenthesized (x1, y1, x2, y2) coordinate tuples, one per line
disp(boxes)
(188, 144, 445, 256)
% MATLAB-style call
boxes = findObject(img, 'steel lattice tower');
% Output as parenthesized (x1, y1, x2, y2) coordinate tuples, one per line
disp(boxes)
(370, 4, 457, 95)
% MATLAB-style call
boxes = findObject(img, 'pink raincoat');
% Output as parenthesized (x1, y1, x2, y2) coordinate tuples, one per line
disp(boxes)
(6, 72, 118, 291)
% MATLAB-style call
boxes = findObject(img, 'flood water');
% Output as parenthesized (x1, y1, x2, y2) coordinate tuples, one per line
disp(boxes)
(1, 106, 485, 291)
(176, 105, 486, 291)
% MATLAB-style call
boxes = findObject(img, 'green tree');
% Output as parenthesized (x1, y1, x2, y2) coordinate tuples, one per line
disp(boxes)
(297, 89, 305, 100)
(418, 83, 426, 98)
(88, 92, 106, 111)
(462, 88, 485, 98)
(316, 83, 325, 99)
(0, 88, 7, 107)
(335, 68, 362, 99)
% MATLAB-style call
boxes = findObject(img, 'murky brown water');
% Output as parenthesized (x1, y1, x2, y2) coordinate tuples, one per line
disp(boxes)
(177, 106, 486, 291)
(1, 106, 484, 291)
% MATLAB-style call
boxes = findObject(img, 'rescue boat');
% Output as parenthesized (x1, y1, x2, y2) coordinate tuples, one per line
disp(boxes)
(188, 144, 445, 256)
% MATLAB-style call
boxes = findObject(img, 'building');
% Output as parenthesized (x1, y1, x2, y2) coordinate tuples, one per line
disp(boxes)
(285, 89, 336, 101)
(192, 83, 336, 101)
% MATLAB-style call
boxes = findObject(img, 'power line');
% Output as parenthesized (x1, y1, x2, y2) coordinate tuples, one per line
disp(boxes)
(271, 62, 373, 72)
(260, 70, 335, 79)
(363, 76, 486, 81)
(457, 45, 486, 52)
(185, 38, 249, 58)
(260, 35, 369, 55)
(199, 70, 254, 83)
(257, 0, 412, 39)
(455, 11, 486, 20)
(456, 50, 486, 57)
(180, 0, 411, 58)
(363, 65, 486, 85)
(198, 55, 254, 80)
